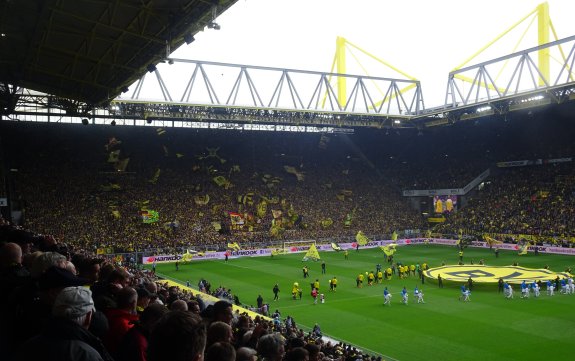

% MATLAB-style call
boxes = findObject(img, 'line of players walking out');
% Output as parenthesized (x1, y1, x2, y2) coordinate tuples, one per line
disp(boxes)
(383, 286, 425, 306)
(503, 277, 574, 299)
(383, 276, 574, 306)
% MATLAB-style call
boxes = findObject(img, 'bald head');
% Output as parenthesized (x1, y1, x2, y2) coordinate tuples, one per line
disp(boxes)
(0, 242, 22, 267)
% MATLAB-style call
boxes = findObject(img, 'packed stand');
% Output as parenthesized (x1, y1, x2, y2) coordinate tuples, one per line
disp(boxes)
(1, 122, 425, 254)
(436, 162, 575, 243)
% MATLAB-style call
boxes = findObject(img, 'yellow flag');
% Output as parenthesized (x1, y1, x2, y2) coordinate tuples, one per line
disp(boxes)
(270, 223, 283, 237)
(518, 241, 530, 255)
(256, 201, 267, 218)
(115, 158, 130, 172)
(483, 234, 502, 247)
(355, 231, 369, 246)
(182, 250, 193, 262)
(107, 150, 121, 163)
(149, 169, 161, 184)
(213, 175, 231, 188)
(211, 222, 222, 231)
(227, 242, 241, 251)
(284, 165, 305, 181)
(380, 244, 397, 256)
(194, 194, 210, 205)
(302, 244, 320, 261)
(320, 218, 333, 228)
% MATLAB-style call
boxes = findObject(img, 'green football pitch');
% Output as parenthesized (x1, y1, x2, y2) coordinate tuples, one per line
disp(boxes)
(151, 245, 575, 361)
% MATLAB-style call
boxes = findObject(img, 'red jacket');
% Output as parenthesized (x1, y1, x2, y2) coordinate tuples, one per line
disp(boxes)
(104, 308, 139, 357)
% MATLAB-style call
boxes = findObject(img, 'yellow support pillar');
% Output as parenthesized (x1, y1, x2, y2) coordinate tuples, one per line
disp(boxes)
(537, 2, 550, 85)
(336, 36, 347, 107)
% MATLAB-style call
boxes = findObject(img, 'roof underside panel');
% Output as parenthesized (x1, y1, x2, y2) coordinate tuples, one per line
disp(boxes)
(0, 0, 239, 105)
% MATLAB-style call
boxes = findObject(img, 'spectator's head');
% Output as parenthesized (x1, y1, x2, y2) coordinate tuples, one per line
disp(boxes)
(235, 314, 250, 330)
(108, 267, 132, 288)
(39, 266, 89, 305)
(287, 336, 305, 350)
(236, 347, 258, 361)
(187, 300, 201, 315)
(0, 242, 22, 267)
(136, 286, 153, 310)
(284, 347, 309, 361)
(148, 311, 206, 361)
(116, 286, 137, 313)
(53, 286, 96, 329)
(22, 251, 42, 271)
(207, 320, 233, 347)
(205, 341, 235, 361)
(139, 303, 168, 332)
(65, 260, 77, 275)
(76, 256, 102, 284)
(170, 299, 189, 312)
(213, 300, 234, 325)
(144, 281, 160, 304)
(30, 251, 67, 278)
(304, 343, 321, 361)
(98, 262, 116, 282)
(257, 332, 285, 361)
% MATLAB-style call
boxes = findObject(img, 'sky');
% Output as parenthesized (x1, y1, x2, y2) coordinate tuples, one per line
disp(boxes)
(147, 0, 575, 108)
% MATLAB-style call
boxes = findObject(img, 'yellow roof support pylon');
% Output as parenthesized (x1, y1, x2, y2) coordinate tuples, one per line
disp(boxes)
(453, 2, 561, 87)
(327, 36, 418, 109)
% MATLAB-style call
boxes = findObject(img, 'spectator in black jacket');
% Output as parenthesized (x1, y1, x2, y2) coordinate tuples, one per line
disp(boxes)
(14, 286, 113, 361)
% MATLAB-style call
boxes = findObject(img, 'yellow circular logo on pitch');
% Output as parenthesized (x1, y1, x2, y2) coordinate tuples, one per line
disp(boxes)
(424, 265, 571, 284)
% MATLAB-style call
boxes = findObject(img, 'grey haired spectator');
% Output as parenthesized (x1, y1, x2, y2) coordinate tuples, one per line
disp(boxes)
(14, 286, 113, 361)
(257, 332, 286, 361)
(30, 251, 67, 279)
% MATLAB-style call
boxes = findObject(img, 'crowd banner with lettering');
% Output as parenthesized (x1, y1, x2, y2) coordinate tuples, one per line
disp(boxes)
(497, 157, 572, 168)
(142, 238, 575, 264)
(403, 169, 490, 197)
(402, 188, 464, 197)
(462, 169, 490, 194)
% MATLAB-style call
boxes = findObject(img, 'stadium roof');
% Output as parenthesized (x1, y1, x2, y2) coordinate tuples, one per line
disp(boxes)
(0, 0, 238, 106)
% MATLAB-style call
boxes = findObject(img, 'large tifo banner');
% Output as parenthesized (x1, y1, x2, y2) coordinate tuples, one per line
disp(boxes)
(142, 238, 575, 264)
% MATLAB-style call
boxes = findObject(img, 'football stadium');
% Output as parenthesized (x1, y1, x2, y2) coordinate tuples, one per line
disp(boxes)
(1, 1, 574, 361)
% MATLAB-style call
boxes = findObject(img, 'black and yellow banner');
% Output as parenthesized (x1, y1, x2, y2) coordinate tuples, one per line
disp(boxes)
(424, 265, 571, 284)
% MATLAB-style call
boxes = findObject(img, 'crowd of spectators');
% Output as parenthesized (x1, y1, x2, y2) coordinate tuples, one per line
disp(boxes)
(1, 112, 575, 255)
(1, 122, 426, 255)
(436, 162, 575, 243)
(0, 224, 384, 361)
